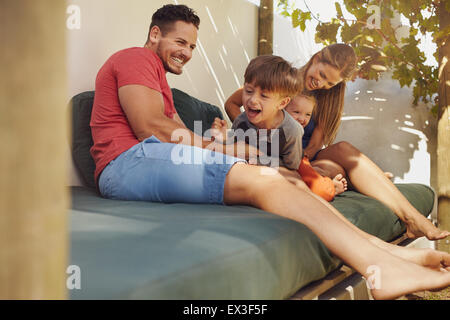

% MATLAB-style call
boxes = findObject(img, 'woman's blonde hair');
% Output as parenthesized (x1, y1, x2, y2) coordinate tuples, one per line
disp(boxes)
(300, 43, 357, 146)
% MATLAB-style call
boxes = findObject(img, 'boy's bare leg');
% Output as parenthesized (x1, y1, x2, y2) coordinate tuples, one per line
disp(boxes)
(275, 167, 450, 270)
(313, 141, 450, 240)
(222, 163, 450, 299)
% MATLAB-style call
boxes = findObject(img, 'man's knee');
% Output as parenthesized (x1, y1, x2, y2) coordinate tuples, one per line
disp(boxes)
(223, 164, 287, 205)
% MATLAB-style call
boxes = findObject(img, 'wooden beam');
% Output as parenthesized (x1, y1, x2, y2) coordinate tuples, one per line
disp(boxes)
(0, 1, 68, 298)
(437, 3, 450, 253)
(258, 0, 273, 55)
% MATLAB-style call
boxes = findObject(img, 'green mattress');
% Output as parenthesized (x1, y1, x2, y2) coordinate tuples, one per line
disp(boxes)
(69, 89, 435, 299)
(69, 183, 434, 299)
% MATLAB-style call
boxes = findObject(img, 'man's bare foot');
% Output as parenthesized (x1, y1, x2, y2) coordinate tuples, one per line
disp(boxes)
(332, 173, 347, 195)
(404, 214, 450, 240)
(369, 237, 450, 270)
(368, 258, 450, 300)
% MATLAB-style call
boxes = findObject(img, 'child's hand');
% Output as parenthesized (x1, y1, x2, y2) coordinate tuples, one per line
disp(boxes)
(210, 117, 228, 142)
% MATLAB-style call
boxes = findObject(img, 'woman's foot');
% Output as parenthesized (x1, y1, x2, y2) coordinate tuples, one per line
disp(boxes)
(404, 214, 450, 240)
(333, 173, 347, 195)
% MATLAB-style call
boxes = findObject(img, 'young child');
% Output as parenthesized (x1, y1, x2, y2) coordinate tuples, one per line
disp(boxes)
(285, 92, 348, 200)
(213, 55, 345, 201)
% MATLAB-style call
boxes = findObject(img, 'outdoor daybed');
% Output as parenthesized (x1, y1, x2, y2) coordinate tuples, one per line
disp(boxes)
(69, 89, 435, 299)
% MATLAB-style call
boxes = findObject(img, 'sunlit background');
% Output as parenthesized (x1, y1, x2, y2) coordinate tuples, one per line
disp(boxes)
(66, 0, 438, 201)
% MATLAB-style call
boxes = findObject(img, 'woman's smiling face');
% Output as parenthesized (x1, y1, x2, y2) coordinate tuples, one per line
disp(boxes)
(305, 57, 343, 91)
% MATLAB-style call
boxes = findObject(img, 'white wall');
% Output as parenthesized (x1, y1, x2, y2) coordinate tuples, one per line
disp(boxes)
(66, 0, 258, 185)
(66, 0, 257, 105)
(67, 0, 437, 190)
(273, 7, 437, 190)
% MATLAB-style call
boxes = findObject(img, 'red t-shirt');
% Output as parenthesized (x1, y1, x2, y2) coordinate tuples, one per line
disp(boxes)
(90, 47, 177, 183)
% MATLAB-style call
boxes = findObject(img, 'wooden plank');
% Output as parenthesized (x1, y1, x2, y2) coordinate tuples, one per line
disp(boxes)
(0, 1, 68, 299)
(258, 0, 273, 55)
(290, 265, 355, 300)
(437, 2, 450, 253)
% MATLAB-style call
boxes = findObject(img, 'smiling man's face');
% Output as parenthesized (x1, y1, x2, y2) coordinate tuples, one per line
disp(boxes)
(151, 20, 198, 75)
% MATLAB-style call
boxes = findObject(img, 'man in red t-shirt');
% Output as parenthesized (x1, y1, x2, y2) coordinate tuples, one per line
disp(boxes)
(89, 4, 450, 298)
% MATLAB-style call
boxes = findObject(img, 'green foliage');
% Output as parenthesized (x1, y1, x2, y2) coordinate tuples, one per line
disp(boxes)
(277, 0, 449, 114)
(292, 9, 311, 31)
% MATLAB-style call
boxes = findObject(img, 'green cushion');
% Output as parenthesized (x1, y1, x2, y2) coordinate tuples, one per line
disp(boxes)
(171, 88, 224, 134)
(69, 183, 434, 299)
(69, 89, 224, 189)
(70, 91, 96, 189)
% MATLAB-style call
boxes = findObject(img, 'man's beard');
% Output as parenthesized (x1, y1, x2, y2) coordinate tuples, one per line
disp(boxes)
(156, 46, 183, 75)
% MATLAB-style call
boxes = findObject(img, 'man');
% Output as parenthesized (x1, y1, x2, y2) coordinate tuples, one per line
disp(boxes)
(90, 4, 450, 299)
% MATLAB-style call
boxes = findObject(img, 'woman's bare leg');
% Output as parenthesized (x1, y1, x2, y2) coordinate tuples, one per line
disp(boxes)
(311, 159, 346, 179)
(277, 167, 450, 270)
(223, 163, 450, 299)
(312, 141, 450, 240)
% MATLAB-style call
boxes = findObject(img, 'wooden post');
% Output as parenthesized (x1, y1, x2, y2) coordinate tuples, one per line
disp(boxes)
(437, 3, 450, 253)
(0, 1, 68, 298)
(258, 0, 273, 55)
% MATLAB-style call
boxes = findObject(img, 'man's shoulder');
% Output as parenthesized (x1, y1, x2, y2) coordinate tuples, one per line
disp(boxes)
(109, 47, 158, 63)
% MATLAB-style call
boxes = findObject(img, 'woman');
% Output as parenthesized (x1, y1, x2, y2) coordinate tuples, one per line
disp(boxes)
(224, 43, 449, 241)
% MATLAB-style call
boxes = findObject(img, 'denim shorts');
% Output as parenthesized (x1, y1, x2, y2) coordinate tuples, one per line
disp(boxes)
(98, 136, 245, 204)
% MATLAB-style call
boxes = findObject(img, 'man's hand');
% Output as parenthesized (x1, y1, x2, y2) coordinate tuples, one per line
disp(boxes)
(210, 117, 228, 142)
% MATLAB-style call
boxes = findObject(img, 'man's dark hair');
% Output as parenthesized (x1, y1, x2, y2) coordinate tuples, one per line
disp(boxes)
(149, 4, 200, 36)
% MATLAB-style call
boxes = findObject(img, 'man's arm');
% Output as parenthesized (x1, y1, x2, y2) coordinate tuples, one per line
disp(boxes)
(119, 84, 194, 143)
(224, 88, 244, 122)
(172, 112, 187, 128)
(119, 84, 260, 159)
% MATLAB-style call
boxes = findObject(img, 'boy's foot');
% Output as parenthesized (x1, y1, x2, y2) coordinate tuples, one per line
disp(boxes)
(384, 172, 394, 180)
(332, 173, 347, 195)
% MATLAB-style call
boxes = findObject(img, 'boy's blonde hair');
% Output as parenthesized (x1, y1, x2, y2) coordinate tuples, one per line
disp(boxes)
(244, 55, 303, 98)
(298, 91, 317, 112)
(300, 44, 357, 146)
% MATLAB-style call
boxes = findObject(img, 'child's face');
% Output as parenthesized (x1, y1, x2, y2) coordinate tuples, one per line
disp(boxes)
(242, 82, 289, 128)
(285, 95, 314, 128)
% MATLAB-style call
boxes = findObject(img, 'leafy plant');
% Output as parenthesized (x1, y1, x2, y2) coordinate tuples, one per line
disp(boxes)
(277, 0, 450, 115)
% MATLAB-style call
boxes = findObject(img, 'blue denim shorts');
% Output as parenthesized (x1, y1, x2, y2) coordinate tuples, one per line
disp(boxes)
(98, 136, 245, 204)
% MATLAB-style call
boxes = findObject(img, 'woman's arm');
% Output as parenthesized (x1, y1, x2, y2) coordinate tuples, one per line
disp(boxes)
(304, 126, 324, 159)
(224, 88, 244, 122)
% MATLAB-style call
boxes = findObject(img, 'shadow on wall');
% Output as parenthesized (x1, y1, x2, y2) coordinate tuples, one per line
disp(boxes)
(66, 0, 258, 114)
(336, 74, 436, 187)
(166, 0, 258, 118)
